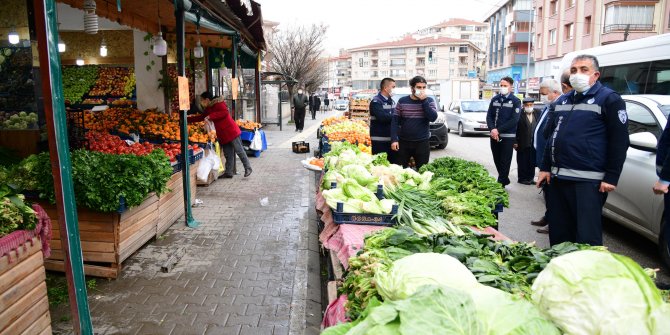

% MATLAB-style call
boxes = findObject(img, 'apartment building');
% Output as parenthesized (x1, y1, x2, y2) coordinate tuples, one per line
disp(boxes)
(416, 18, 489, 51)
(534, 0, 670, 79)
(347, 35, 482, 91)
(484, 0, 535, 92)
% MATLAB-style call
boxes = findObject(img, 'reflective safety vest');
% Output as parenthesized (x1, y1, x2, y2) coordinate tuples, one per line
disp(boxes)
(486, 93, 522, 138)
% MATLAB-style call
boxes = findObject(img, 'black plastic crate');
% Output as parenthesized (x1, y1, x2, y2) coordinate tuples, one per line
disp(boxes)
(190, 149, 203, 164)
(292, 141, 310, 153)
(329, 183, 398, 226)
(171, 160, 181, 174)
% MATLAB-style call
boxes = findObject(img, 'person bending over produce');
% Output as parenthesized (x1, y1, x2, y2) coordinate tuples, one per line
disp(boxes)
(390, 76, 438, 170)
(189, 92, 252, 178)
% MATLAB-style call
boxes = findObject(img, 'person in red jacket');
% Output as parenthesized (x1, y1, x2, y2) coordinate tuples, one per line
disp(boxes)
(188, 92, 252, 178)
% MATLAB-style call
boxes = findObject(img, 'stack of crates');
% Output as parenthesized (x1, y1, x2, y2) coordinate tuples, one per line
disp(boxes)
(348, 99, 370, 123)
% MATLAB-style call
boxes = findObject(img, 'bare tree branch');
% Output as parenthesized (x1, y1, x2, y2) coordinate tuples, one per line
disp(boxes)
(267, 23, 329, 107)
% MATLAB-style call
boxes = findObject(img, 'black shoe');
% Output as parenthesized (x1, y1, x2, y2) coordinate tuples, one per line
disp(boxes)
(531, 217, 547, 226)
(244, 168, 252, 177)
(221, 174, 233, 179)
(537, 225, 549, 234)
(518, 180, 534, 185)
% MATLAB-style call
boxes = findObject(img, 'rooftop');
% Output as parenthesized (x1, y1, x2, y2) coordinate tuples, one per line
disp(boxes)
(348, 35, 470, 52)
(432, 18, 488, 28)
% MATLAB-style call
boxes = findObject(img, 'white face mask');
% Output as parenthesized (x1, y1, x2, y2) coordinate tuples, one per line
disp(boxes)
(414, 89, 424, 97)
(389, 88, 396, 96)
(569, 73, 592, 93)
(499, 86, 509, 95)
(524, 107, 534, 113)
(298, 90, 303, 95)
(540, 94, 549, 103)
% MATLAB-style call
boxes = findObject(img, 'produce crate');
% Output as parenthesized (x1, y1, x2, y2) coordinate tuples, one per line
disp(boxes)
(42, 194, 160, 278)
(350, 100, 369, 110)
(191, 148, 204, 164)
(171, 160, 181, 174)
(0, 236, 52, 335)
(292, 141, 310, 153)
(330, 183, 398, 226)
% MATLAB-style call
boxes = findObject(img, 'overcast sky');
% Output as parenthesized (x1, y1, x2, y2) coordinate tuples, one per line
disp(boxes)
(256, 0, 502, 56)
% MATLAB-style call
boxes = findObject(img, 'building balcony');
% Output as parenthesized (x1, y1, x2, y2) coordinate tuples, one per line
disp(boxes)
(512, 53, 533, 65)
(603, 24, 655, 34)
(509, 32, 530, 44)
(513, 10, 533, 23)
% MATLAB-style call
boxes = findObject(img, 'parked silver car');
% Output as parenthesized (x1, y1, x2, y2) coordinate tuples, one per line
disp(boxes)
(334, 99, 349, 111)
(445, 99, 491, 136)
(603, 94, 670, 267)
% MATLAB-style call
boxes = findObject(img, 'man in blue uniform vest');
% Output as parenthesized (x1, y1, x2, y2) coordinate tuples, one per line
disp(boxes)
(536, 55, 629, 246)
(486, 76, 522, 186)
(369, 78, 396, 163)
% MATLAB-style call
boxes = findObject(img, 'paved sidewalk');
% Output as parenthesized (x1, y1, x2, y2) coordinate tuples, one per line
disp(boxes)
(51, 111, 337, 335)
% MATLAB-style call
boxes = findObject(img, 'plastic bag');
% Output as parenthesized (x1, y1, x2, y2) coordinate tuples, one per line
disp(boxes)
(214, 141, 225, 173)
(196, 155, 214, 182)
(250, 129, 263, 151)
(206, 148, 221, 171)
(203, 117, 216, 136)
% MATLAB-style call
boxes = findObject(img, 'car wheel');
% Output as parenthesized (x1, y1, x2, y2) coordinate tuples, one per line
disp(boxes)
(436, 142, 447, 149)
(660, 220, 670, 270)
(458, 123, 465, 137)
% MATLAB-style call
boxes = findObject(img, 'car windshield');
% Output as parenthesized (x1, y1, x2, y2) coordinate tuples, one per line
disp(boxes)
(461, 100, 489, 112)
(660, 105, 670, 118)
(336, 100, 347, 104)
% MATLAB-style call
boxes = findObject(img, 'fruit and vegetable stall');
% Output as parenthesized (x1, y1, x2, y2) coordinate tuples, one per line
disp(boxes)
(0, 184, 53, 334)
(310, 117, 670, 335)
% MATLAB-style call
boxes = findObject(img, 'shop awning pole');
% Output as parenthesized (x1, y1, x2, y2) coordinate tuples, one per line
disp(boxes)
(231, 36, 238, 119)
(33, 0, 93, 333)
(176, 0, 199, 228)
(255, 52, 261, 123)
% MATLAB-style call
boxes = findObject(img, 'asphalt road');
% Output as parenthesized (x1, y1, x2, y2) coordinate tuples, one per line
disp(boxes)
(430, 131, 670, 284)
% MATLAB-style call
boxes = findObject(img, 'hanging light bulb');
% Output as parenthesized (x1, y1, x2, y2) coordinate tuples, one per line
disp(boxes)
(100, 38, 107, 57)
(8, 27, 19, 45)
(153, 32, 167, 56)
(57, 23, 66, 53)
(193, 27, 203, 58)
(76, 57, 85, 66)
(152, 0, 167, 56)
(83, 0, 98, 34)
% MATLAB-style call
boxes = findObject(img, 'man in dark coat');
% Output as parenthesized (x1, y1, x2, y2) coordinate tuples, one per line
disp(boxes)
(515, 98, 540, 184)
(312, 95, 321, 120)
(292, 88, 309, 132)
(324, 96, 330, 112)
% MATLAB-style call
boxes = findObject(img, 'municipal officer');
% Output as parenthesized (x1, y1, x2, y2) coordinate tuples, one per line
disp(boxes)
(486, 76, 522, 186)
(369, 77, 397, 163)
(536, 54, 629, 246)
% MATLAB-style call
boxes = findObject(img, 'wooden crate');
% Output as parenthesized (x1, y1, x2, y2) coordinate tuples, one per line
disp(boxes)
(158, 162, 198, 235)
(42, 194, 159, 278)
(0, 237, 52, 335)
(350, 100, 369, 110)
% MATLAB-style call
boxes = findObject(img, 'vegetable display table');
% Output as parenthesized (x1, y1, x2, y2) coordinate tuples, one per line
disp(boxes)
(0, 204, 52, 334)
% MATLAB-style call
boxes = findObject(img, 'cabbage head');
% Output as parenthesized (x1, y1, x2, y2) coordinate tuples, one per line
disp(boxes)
(531, 250, 670, 335)
(375, 253, 478, 301)
(469, 285, 560, 335)
(341, 164, 378, 186)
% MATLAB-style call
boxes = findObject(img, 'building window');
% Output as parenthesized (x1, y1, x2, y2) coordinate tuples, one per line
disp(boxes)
(550, 0, 557, 15)
(564, 23, 574, 40)
(461, 34, 470, 39)
(537, 33, 542, 48)
(390, 59, 406, 66)
(364, 51, 369, 57)
(390, 69, 406, 76)
(381, 60, 388, 66)
(449, 46, 456, 52)
(565, 0, 575, 9)
(428, 57, 438, 65)
(459, 45, 468, 53)
(417, 58, 426, 66)
(416, 47, 426, 54)
(584, 16, 592, 35)
(390, 48, 405, 56)
(549, 29, 557, 44)
(604, 5, 655, 33)
(428, 69, 437, 77)
(538, 6, 543, 20)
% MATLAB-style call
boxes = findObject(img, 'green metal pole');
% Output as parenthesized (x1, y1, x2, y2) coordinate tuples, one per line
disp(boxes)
(232, 35, 238, 119)
(34, 0, 92, 333)
(176, 1, 198, 228)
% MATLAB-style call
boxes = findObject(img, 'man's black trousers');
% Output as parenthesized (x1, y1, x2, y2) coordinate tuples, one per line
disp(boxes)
(490, 137, 514, 185)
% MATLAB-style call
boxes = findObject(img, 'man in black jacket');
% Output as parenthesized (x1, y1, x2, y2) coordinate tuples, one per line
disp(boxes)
(536, 55, 629, 246)
(653, 118, 670, 263)
(486, 76, 522, 186)
(515, 98, 540, 185)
